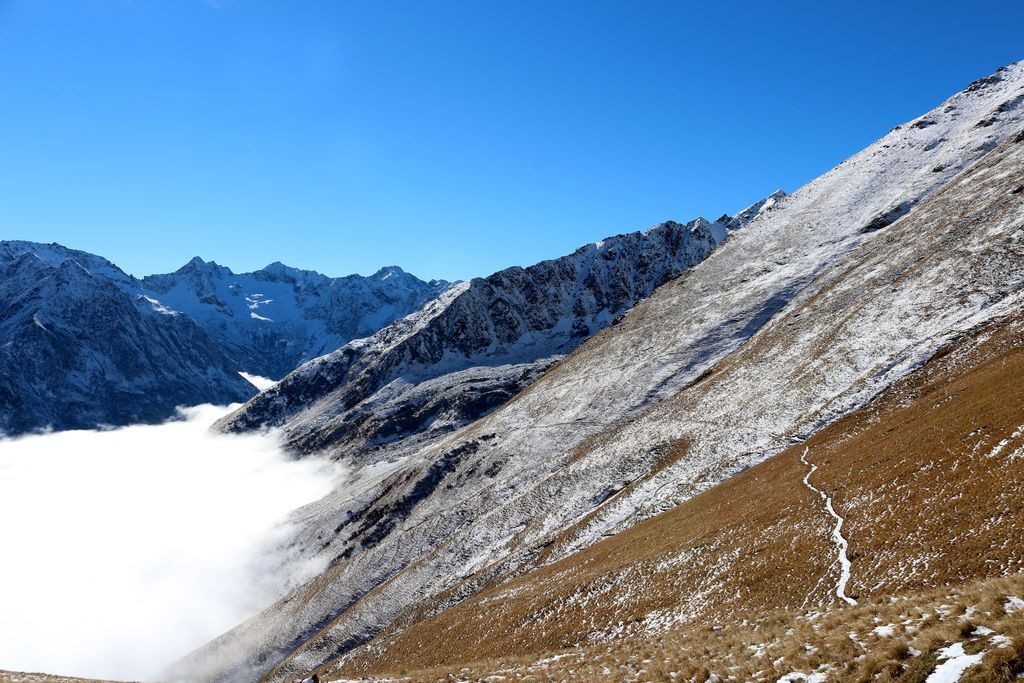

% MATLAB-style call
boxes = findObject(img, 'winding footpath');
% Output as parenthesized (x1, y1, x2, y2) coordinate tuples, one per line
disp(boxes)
(800, 447, 857, 606)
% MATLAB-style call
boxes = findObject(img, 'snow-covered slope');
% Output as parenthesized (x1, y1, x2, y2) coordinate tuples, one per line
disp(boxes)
(180, 61, 1024, 683)
(142, 260, 449, 379)
(216, 213, 754, 459)
(0, 245, 254, 434)
(0, 242, 447, 433)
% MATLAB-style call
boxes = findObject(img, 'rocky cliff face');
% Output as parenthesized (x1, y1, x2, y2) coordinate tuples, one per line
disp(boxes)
(216, 212, 758, 459)
(180, 61, 1024, 683)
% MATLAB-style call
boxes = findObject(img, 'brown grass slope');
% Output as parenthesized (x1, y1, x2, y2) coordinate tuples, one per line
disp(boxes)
(540, 119, 1024, 562)
(328, 573, 1024, 682)
(325, 305, 1024, 680)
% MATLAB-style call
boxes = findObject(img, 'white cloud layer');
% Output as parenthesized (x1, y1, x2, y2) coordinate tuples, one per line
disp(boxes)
(0, 405, 339, 681)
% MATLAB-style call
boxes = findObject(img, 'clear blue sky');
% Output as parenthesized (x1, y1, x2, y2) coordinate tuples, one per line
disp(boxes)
(1, 1, 1021, 282)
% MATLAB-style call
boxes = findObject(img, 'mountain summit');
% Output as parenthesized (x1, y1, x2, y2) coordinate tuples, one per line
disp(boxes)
(0, 244, 253, 434)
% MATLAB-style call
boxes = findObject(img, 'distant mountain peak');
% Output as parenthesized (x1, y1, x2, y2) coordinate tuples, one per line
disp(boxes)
(373, 265, 407, 279)
(715, 189, 788, 235)
(176, 255, 232, 277)
(1, 239, 135, 284)
(260, 260, 292, 273)
(137, 255, 450, 378)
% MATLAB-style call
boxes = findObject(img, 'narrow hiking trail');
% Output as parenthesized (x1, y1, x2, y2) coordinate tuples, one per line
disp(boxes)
(800, 447, 857, 606)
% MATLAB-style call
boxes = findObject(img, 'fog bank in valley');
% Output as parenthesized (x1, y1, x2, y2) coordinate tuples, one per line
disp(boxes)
(0, 404, 339, 681)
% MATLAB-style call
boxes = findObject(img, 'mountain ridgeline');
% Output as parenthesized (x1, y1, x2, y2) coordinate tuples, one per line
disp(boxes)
(0, 195, 770, 436)
(216, 203, 781, 459)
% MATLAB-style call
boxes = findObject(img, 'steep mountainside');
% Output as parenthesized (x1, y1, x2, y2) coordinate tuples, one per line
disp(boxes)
(181, 61, 1024, 683)
(0, 242, 446, 433)
(330, 309, 1024, 681)
(0, 246, 254, 434)
(142, 260, 449, 379)
(216, 204, 779, 459)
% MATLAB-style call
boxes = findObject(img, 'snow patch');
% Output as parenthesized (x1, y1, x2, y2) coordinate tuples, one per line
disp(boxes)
(140, 295, 179, 316)
(925, 642, 985, 683)
(777, 672, 827, 683)
(240, 372, 277, 391)
(988, 425, 1024, 458)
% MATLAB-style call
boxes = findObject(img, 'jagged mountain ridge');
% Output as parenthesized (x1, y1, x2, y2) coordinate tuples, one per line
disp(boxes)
(0, 242, 448, 433)
(141, 258, 450, 379)
(216, 202, 780, 459)
(181, 61, 1024, 683)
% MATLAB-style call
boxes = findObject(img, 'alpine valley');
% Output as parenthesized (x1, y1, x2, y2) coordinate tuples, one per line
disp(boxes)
(4, 60, 1024, 683)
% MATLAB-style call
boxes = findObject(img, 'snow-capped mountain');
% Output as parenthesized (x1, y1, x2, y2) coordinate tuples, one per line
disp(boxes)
(0, 242, 448, 433)
(182, 61, 1024, 683)
(216, 209, 765, 459)
(0, 244, 254, 434)
(141, 259, 449, 379)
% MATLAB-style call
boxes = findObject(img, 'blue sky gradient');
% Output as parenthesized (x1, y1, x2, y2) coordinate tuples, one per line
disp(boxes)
(1, 0, 1022, 281)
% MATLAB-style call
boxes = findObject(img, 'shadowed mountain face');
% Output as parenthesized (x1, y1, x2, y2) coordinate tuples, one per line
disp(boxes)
(0, 248, 254, 434)
(0, 242, 448, 434)
(178, 62, 1024, 683)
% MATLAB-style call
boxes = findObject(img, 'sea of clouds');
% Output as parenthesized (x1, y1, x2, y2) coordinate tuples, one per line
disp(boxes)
(0, 404, 340, 681)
